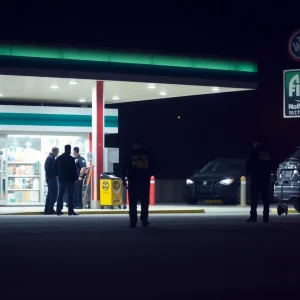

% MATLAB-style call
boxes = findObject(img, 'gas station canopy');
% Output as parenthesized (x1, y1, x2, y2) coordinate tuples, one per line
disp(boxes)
(0, 75, 253, 105)
(0, 43, 257, 105)
(0, 43, 258, 206)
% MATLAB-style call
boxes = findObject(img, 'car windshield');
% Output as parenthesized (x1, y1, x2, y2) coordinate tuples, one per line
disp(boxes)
(199, 162, 215, 173)
(286, 149, 300, 161)
(215, 162, 244, 173)
(198, 161, 244, 173)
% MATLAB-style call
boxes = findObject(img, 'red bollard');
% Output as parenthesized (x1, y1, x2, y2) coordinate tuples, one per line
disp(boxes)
(149, 176, 155, 206)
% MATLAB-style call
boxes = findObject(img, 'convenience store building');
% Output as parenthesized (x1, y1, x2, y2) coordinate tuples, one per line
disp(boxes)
(0, 44, 257, 207)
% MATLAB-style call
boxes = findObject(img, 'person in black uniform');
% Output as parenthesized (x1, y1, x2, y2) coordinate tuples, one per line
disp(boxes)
(44, 147, 59, 215)
(122, 138, 155, 228)
(55, 145, 79, 216)
(73, 147, 87, 209)
(246, 138, 273, 223)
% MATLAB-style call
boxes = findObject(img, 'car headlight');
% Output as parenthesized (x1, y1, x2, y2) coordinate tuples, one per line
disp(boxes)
(219, 178, 234, 185)
(186, 179, 194, 185)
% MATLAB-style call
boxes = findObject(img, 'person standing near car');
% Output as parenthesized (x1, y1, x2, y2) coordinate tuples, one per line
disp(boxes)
(55, 145, 79, 216)
(44, 147, 59, 215)
(73, 147, 87, 209)
(246, 138, 273, 223)
(122, 138, 156, 228)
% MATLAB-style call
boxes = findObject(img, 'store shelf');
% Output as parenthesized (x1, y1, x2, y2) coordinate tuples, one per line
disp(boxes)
(5, 203, 42, 206)
(8, 175, 40, 178)
(7, 162, 37, 164)
(8, 189, 40, 191)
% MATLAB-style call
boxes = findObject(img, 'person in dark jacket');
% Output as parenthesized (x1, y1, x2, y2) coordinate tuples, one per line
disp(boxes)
(246, 138, 273, 223)
(44, 147, 59, 215)
(122, 138, 156, 228)
(73, 147, 87, 209)
(55, 145, 79, 216)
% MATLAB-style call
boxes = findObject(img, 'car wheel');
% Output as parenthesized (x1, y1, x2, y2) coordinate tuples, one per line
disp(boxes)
(187, 198, 198, 205)
(293, 199, 300, 213)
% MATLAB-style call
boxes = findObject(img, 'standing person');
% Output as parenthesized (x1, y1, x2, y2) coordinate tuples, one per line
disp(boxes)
(44, 147, 59, 215)
(122, 138, 155, 228)
(55, 145, 79, 216)
(73, 147, 87, 209)
(246, 138, 273, 223)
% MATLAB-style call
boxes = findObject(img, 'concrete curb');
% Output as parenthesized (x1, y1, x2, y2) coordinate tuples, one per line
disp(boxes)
(271, 209, 298, 214)
(0, 209, 206, 216)
(203, 200, 223, 205)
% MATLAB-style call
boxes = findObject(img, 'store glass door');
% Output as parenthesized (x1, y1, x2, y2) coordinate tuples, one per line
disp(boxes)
(0, 137, 7, 204)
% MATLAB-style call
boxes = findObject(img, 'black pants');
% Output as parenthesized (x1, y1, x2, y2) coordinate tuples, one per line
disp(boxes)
(57, 182, 75, 213)
(250, 178, 270, 220)
(74, 180, 83, 208)
(44, 177, 58, 213)
(128, 183, 150, 225)
(63, 190, 69, 205)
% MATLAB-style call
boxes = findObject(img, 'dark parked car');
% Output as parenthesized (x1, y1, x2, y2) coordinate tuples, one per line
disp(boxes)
(186, 158, 276, 205)
(186, 158, 249, 205)
(274, 147, 300, 214)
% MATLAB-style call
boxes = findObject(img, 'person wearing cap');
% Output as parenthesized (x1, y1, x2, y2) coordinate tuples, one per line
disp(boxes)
(44, 147, 59, 215)
(246, 137, 273, 223)
(55, 145, 79, 216)
(122, 138, 156, 228)
(73, 147, 87, 209)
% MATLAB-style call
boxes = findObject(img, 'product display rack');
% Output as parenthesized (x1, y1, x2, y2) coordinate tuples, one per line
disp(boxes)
(6, 161, 42, 205)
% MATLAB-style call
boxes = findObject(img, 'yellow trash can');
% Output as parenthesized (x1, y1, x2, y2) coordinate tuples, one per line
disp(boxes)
(100, 173, 124, 209)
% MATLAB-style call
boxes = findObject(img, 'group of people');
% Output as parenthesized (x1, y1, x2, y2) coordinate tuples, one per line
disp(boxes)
(122, 137, 273, 226)
(44, 137, 270, 225)
(44, 138, 155, 227)
(44, 145, 87, 216)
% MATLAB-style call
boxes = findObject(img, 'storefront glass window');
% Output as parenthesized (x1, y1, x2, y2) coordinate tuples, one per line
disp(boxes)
(42, 136, 87, 157)
(0, 137, 7, 202)
(6, 135, 42, 204)
(0, 134, 89, 205)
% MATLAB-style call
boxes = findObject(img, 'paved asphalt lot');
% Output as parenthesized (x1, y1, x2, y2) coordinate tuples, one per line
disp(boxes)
(0, 212, 299, 299)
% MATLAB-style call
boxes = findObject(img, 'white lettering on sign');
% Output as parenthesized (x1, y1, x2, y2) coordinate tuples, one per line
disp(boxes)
(289, 103, 300, 109)
(289, 110, 300, 115)
(294, 43, 300, 52)
(289, 74, 300, 97)
(289, 30, 300, 61)
(293, 36, 300, 52)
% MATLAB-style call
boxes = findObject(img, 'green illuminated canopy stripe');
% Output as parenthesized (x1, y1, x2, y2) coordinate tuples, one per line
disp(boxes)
(0, 113, 118, 128)
(0, 44, 257, 73)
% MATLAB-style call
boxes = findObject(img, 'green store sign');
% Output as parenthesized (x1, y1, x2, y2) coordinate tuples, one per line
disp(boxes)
(284, 70, 300, 118)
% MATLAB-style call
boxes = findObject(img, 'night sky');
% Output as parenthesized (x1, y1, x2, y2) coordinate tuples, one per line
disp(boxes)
(1, 4, 300, 178)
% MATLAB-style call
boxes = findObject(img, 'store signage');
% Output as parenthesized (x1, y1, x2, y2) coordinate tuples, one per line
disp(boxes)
(109, 148, 119, 164)
(288, 29, 300, 61)
(113, 181, 120, 191)
(102, 181, 109, 191)
(284, 70, 300, 118)
(113, 181, 121, 194)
